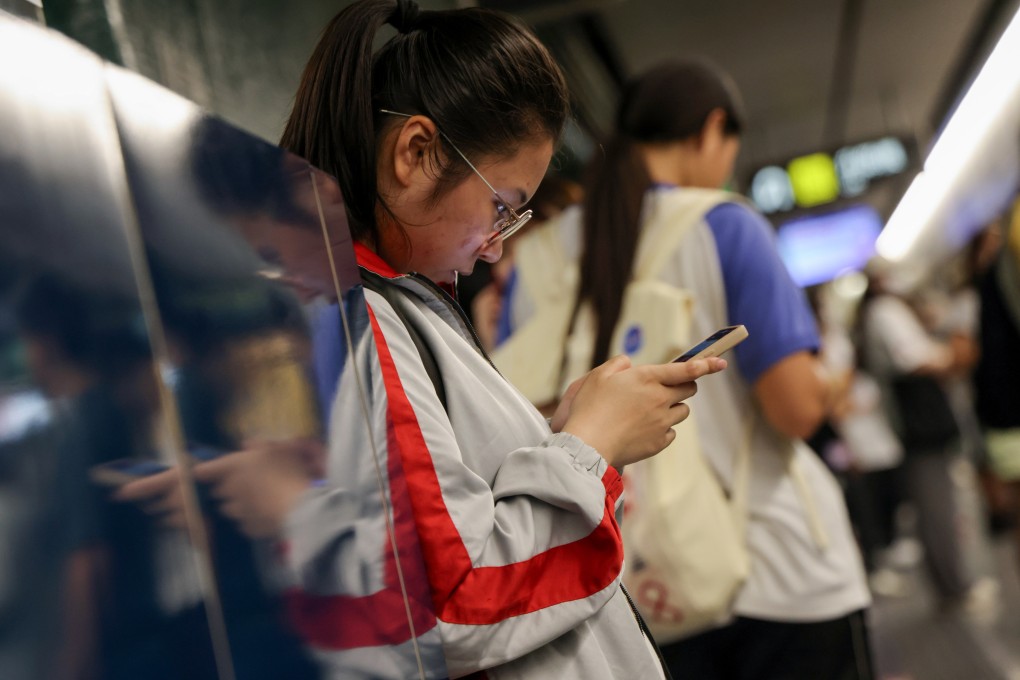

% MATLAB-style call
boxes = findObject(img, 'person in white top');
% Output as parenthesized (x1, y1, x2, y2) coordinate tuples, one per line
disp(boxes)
(502, 60, 872, 679)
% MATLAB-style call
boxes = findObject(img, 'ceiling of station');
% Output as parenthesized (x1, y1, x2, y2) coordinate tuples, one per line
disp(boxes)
(593, 0, 988, 180)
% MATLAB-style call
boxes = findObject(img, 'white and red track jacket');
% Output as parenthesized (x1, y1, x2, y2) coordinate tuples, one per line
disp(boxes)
(282, 244, 665, 679)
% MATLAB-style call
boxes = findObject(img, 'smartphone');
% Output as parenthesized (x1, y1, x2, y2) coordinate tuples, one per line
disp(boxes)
(90, 444, 225, 487)
(90, 458, 172, 487)
(672, 325, 748, 363)
(189, 444, 226, 462)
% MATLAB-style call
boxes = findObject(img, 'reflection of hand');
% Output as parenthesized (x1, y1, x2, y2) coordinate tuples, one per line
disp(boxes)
(115, 468, 188, 529)
(561, 356, 726, 469)
(192, 439, 323, 539)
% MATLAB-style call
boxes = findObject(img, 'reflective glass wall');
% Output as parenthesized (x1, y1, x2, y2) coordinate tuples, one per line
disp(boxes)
(0, 11, 442, 679)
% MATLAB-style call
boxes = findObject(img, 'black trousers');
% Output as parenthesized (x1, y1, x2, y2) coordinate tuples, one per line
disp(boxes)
(659, 610, 874, 680)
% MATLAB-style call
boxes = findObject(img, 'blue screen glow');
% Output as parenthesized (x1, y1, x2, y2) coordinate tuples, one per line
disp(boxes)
(776, 205, 882, 287)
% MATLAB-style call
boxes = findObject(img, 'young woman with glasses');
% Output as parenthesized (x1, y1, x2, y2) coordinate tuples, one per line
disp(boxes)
(186, 1, 725, 677)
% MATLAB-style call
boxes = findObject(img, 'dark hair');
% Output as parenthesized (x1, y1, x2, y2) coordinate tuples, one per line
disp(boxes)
(190, 117, 316, 228)
(15, 275, 151, 374)
(527, 174, 582, 224)
(575, 59, 745, 367)
(280, 0, 569, 244)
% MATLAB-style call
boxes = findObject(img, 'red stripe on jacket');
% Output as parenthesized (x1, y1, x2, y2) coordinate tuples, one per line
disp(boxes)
(284, 295, 437, 649)
(366, 302, 625, 625)
(284, 433, 436, 650)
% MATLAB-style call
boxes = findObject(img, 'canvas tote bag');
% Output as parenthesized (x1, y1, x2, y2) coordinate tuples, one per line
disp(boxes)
(560, 190, 753, 641)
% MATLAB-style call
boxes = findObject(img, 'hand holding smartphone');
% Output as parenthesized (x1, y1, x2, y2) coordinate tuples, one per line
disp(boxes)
(672, 324, 748, 363)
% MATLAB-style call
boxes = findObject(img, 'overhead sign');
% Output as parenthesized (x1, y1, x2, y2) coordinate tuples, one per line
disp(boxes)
(749, 136, 911, 214)
(788, 153, 840, 208)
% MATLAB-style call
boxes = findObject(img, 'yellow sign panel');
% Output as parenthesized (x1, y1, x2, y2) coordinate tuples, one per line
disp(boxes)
(787, 153, 840, 208)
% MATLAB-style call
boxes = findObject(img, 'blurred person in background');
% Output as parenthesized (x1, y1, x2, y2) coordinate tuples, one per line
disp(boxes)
(12, 276, 199, 680)
(471, 173, 582, 352)
(917, 233, 1003, 592)
(503, 59, 872, 680)
(807, 286, 908, 596)
(975, 198, 1020, 581)
(856, 266, 994, 615)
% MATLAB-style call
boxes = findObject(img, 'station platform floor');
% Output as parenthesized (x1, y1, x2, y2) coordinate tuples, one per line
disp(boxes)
(871, 535, 1020, 679)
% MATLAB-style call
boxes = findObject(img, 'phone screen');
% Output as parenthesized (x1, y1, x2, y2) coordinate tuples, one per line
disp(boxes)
(190, 444, 225, 462)
(90, 458, 172, 487)
(673, 325, 747, 362)
(103, 459, 171, 476)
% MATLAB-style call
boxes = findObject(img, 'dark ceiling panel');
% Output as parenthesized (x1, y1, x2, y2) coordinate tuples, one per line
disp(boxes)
(596, 0, 987, 181)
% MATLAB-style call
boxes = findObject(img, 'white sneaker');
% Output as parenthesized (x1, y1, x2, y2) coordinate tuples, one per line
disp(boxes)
(884, 537, 924, 570)
(960, 577, 1002, 625)
(869, 567, 910, 598)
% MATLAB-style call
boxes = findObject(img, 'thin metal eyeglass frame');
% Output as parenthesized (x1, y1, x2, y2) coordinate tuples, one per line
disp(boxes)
(379, 110, 533, 245)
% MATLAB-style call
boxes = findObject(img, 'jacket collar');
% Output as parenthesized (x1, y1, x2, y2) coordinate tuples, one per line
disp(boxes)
(354, 242, 401, 278)
(354, 242, 458, 299)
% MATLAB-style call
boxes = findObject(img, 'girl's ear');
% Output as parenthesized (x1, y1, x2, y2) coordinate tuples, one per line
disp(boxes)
(696, 108, 729, 150)
(390, 115, 441, 188)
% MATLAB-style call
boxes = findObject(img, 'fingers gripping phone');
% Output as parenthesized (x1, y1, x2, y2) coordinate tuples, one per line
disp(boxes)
(672, 325, 748, 363)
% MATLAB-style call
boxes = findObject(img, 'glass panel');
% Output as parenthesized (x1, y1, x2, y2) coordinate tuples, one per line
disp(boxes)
(312, 167, 449, 678)
(0, 14, 216, 680)
(1, 11, 448, 678)
(105, 65, 447, 678)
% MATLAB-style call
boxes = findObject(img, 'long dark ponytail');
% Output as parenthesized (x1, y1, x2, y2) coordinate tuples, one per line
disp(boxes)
(574, 59, 745, 367)
(280, 0, 569, 244)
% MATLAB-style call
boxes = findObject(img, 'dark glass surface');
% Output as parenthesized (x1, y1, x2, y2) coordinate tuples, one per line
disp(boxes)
(0, 14, 212, 679)
(1, 10, 445, 679)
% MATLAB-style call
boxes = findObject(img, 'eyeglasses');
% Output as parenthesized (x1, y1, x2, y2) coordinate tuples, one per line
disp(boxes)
(380, 110, 532, 245)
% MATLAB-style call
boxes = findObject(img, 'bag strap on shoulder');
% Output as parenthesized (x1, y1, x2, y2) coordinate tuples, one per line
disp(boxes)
(631, 189, 732, 282)
(730, 414, 754, 536)
(513, 211, 576, 303)
(361, 272, 448, 411)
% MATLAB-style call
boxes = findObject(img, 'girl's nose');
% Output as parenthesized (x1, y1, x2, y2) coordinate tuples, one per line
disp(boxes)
(478, 232, 504, 263)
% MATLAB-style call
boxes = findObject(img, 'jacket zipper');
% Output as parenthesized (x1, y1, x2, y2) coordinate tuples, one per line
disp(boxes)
(620, 584, 674, 680)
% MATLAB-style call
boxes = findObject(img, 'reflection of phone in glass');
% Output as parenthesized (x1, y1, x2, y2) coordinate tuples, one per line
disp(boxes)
(89, 444, 226, 487)
(189, 444, 226, 463)
(672, 325, 748, 362)
(90, 459, 171, 487)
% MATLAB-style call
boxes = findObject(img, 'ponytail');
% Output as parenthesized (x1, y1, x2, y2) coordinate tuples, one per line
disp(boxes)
(280, 1, 395, 240)
(571, 58, 744, 368)
(573, 136, 651, 367)
(281, 0, 569, 245)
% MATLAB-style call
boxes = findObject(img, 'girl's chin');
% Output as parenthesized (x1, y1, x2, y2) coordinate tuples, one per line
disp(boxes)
(429, 270, 461, 284)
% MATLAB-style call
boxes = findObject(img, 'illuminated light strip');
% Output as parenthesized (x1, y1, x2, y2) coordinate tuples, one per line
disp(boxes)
(875, 172, 943, 261)
(878, 6, 1020, 262)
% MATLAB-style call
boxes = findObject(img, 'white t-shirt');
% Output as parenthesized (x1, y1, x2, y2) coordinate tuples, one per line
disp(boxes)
(658, 197, 870, 622)
(861, 294, 950, 376)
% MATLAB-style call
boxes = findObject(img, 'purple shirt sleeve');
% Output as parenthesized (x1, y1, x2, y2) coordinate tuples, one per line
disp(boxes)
(705, 202, 820, 385)
(495, 267, 518, 347)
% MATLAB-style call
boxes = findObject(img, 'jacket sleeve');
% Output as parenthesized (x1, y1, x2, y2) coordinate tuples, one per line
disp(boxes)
(370, 296, 627, 676)
(284, 292, 626, 677)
